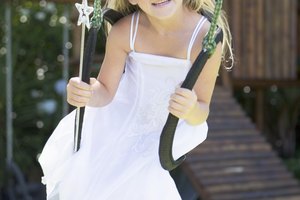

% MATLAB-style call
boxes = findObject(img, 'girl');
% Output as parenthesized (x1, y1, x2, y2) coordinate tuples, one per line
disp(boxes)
(39, 0, 232, 199)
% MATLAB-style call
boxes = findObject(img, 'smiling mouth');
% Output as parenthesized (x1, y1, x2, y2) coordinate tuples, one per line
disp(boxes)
(152, 0, 171, 6)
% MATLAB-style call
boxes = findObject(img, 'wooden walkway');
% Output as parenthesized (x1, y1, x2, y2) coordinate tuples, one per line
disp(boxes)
(182, 86, 300, 200)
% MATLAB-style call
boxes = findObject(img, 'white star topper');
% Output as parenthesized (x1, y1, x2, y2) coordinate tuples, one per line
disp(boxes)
(75, 0, 94, 29)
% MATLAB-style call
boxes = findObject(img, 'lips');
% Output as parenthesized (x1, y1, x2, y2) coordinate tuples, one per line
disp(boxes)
(152, 0, 171, 6)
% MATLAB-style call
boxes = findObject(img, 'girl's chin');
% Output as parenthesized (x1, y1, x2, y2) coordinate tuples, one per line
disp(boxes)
(149, 1, 178, 18)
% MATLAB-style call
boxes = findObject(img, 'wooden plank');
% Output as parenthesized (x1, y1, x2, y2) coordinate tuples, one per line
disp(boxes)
(211, 92, 233, 99)
(208, 117, 252, 124)
(264, 0, 273, 79)
(210, 105, 241, 111)
(273, 0, 282, 79)
(240, 0, 248, 79)
(208, 124, 255, 131)
(194, 165, 287, 178)
(290, 0, 298, 79)
(188, 157, 282, 170)
(208, 118, 255, 130)
(257, 195, 300, 200)
(211, 187, 300, 200)
(201, 172, 294, 186)
(198, 141, 271, 151)
(244, 0, 256, 79)
(187, 151, 277, 162)
(207, 179, 299, 193)
(241, 0, 248, 78)
(210, 101, 241, 109)
(189, 159, 285, 175)
(282, 0, 290, 78)
(213, 86, 232, 94)
(211, 92, 232, 99)
(229, 0, 242, 78)
(207, 129, 261, 137)
(209, 109, 246, 118)
(205, 135, 266, 144)
(197, 143, 271, 154)
(211, 95, 236, 106)
(256, 0, 264, 79)
(209, 103, 244, 113)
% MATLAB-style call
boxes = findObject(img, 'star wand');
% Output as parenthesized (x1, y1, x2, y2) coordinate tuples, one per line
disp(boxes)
(74, 0, 100, 152)
(73, 0, 124, 152)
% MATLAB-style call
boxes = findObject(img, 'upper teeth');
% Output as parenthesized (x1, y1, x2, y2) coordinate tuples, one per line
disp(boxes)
(153, 0, 168, 4)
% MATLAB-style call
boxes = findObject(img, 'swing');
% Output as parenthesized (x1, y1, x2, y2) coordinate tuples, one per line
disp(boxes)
(76, 0, 224, 171)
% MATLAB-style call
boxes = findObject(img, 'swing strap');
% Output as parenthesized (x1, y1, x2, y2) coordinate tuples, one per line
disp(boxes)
(159, 0, 224, 171)
(159, 29, 223, 171)
(103, 8, 124, 25)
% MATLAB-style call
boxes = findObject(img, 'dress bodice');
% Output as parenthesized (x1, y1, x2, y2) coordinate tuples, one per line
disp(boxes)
(124, 51, 191, 137)
(117, 11, 207, 139)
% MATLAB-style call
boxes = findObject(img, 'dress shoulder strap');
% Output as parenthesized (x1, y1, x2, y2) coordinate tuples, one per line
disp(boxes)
(130, 12, 140, 51)
(186, 16, 207, 61)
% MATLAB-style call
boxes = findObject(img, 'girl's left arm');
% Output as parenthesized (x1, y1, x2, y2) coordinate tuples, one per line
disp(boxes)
(168, 43, 222, 125)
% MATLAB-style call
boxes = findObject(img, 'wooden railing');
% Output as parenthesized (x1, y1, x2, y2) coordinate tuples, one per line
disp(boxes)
(223, 0, 298, 80)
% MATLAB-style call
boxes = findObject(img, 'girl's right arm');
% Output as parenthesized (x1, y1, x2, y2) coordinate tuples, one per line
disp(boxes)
(67, 17, 131, 108)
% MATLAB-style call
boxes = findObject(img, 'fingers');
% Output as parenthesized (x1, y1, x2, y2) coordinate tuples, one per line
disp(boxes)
(67, 95, 91, 107)
(168, 88, 197, 119)
(174, 87, 197, 100)
(168, 102, 186, 118)
(169, 99, 194, 119)
(67, 77, 93, 107)
(89, 77, 97, 85)
(67, 77, 92, 97)
(170, 88, 197, 106)
(69, 77, 92, 91)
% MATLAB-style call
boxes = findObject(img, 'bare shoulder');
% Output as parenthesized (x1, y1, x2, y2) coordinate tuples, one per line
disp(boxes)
(191, 16, 222, 63)
(106, 14, 133, 53)
(190, 15, 210, 61)
(200, 15, 211, 35)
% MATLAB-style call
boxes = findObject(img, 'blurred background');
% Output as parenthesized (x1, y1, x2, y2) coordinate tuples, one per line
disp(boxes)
(0, 0, 299, 200)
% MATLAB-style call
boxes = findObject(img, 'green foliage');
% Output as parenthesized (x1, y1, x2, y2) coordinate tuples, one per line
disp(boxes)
(264, 88, 300, 142)
(234, 87, 300, 152)
(284, 149, 300, 180)
(0, 1, 72, 183)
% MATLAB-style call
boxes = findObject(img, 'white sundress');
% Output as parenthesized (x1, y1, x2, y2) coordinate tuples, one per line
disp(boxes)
(39, 12, 208, 200)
